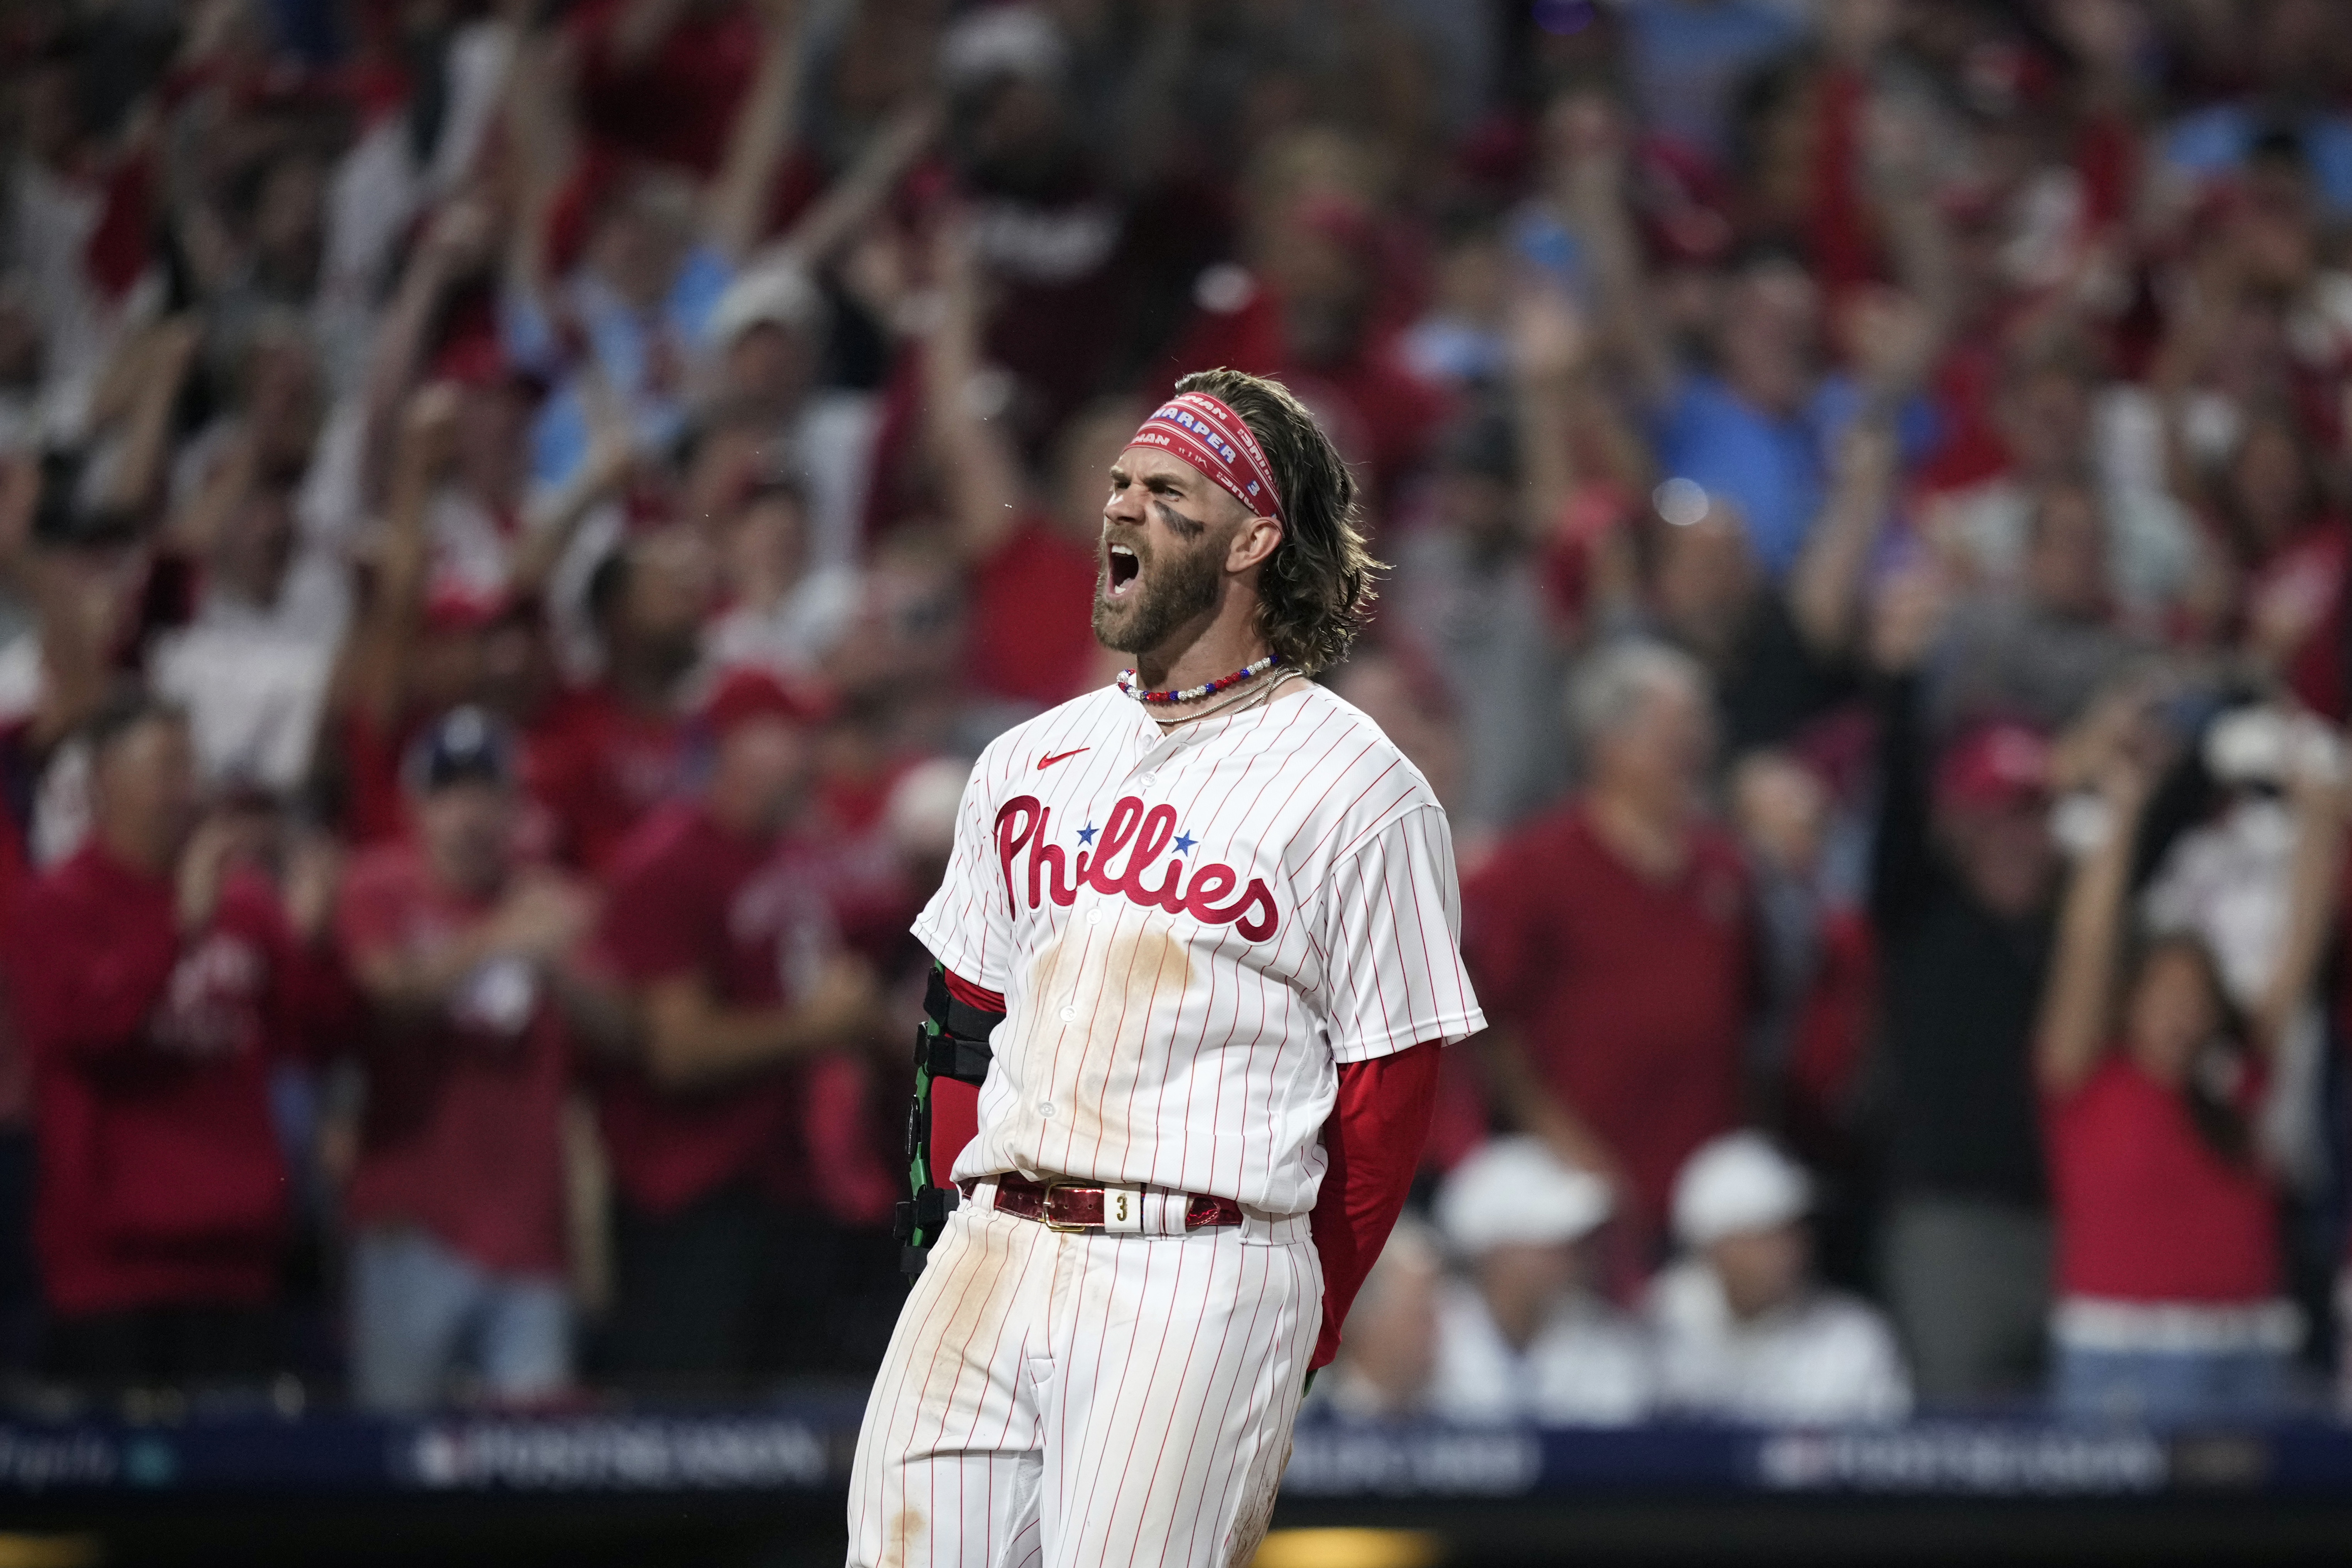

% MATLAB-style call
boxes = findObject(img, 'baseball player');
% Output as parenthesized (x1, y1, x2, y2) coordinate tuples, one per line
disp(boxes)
(847, 368, 1484, 1566)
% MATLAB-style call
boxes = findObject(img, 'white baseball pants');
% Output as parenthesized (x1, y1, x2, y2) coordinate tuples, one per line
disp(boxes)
(845, 1184, 1321, 1568)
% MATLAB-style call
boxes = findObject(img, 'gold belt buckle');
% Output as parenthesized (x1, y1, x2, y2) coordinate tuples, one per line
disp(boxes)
(1040, 1177, 1095, 1232)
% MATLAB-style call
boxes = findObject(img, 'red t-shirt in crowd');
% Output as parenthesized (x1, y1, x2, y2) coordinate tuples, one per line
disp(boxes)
(0, 772, 33, 1128)
(2246, 518, 2352, 723)
(7, 849, 324, 1314)
(969, 518, 1100, 711)
(531, 685, 694, 877)
(2044, 1055, 2280, 1304)
(337, 707, 421, 850)
(1785, 907, 1877, 1136)
(568, 0, 761, 176)
(774, 823, 909, 1227)
(335, 846, 571, 1278)
(1463, 804, 1753, 1232)
(589, 801, 823, 1216)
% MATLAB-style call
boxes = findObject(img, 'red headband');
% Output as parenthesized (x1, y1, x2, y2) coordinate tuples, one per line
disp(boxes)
(1126, 392, 1285, 523)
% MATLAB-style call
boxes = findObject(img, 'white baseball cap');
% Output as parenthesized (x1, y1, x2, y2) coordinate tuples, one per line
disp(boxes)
(1434, 1136, 1613, 1255)
(1671, 1131, 1812, 1248)
(885, 756, 970, 860)
(940, 6, 1066, 90)
(709, 261, 827, 346)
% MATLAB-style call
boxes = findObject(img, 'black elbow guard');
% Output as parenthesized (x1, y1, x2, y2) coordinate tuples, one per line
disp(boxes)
(898, 965, 1004, 1274)
(916, 966, 1001, 1086)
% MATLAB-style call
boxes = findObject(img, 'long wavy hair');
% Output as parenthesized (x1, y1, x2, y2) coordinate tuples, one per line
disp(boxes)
(2126, 931, 2254, 1165)
(1173, 368, 1382, 675)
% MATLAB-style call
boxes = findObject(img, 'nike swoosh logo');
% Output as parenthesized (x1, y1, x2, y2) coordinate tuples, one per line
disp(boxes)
(1038, 748, 1090, 770)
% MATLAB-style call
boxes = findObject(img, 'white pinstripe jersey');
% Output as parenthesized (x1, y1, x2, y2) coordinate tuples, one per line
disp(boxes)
(913, 681, 1486, 1217)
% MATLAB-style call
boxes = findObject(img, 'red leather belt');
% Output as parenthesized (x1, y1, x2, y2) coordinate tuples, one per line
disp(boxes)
(963, 1175, 1243, 1232)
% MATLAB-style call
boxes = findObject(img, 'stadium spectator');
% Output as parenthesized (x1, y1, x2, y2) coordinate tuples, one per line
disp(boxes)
(533, 529, 710, 875)
(1401, 207, 1511, 395)
(1867, 568, 2070, 1403)
(327, 383, 535, 851)
(500, 0, 816, 495)
(1619, 0, 1803, 165)
(702, 261, 878, 577)
(935, 4, 1223, 455)
(2191, 405, 2352, 723)
(148, 455, 347, 794)
(1637, 300, 1923, 756)
(1466, 641, 1752, 1247)
(2142, 708, 2350, 1194)
(0, 462, 148, 869)
(1384, 395, 1574, 846)
(8, 694, 338, 1389)
(2034, 703, 2344, 1421)
(1559, 86, 1946, 586)
(577, 667, 883, 1391)
(918, 214, 1121, 720)
(1621, 421, 1888, 759)
(1914, 337, 2198, 620)
(334, 708, 592, 1411)
(2157, 0, 2352, 218)
(700, 465, 862, 686)
(1161, 126, 1448, 512)
(0, 460, 133, 1372)
(1648, 1131, 1911, 1424)
(1431, 1136, 1653, 1425)
(1926, 481, 2155, 739)
(1729, 747, 1878, 1290)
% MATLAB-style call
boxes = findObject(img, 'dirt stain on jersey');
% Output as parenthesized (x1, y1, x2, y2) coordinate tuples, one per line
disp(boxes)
(1022, 922, 1081, 1025)
(881, 1502, 923, 1568)
(1225, 1433, 1295, 1568)
(1019, 916, 1193, 1159)
(1067, 918, 1191, 1153)
(926, 1212, 1024, 1403)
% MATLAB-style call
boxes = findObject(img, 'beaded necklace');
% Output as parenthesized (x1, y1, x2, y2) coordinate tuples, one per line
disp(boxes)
(1150, 668, 1298, 730)
(1117, 652, 1281, 706)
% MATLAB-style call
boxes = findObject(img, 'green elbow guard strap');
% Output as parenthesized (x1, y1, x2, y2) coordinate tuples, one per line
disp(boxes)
(895, 965, 1004, 1272)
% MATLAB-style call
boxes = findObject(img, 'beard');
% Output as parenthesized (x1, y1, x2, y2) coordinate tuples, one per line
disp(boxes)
(1092, 530, 1223, 656)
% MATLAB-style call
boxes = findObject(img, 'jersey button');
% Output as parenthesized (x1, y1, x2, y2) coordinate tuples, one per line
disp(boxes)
(1060, 1007, 1075, 1022)
(1037, 1102, 1055, 1118)
(1088, 910, 1102, 926)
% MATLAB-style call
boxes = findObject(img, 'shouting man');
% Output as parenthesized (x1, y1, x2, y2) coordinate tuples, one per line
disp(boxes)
(847, 369, 1484, 1565)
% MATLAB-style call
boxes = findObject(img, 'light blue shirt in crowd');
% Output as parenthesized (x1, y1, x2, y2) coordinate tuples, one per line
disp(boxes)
(503, 243, 736, 494)
(2164, 104, 2352, 217)
(1652, 371, 1940, 580)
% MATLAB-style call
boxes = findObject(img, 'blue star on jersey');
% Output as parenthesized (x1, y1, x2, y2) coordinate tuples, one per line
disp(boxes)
(1076, 822, 1097, 845)
(1171, 831, 1197, 855)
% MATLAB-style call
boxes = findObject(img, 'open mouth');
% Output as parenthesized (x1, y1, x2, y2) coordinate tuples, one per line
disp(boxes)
(1106, 542, 1141, 599)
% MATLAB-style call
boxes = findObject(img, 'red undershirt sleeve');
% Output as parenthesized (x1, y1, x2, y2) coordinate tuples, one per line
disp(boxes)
(1308, 1039, 1443, 1370)
(941, 971, 1005, 1014)
(930, 970, 1006, 1179)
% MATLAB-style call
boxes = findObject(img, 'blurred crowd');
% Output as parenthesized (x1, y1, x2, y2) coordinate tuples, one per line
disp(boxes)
(9, 0, 2352, 1428)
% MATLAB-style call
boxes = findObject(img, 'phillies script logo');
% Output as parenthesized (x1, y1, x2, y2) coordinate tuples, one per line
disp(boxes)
(996, 794, 1279, 941)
